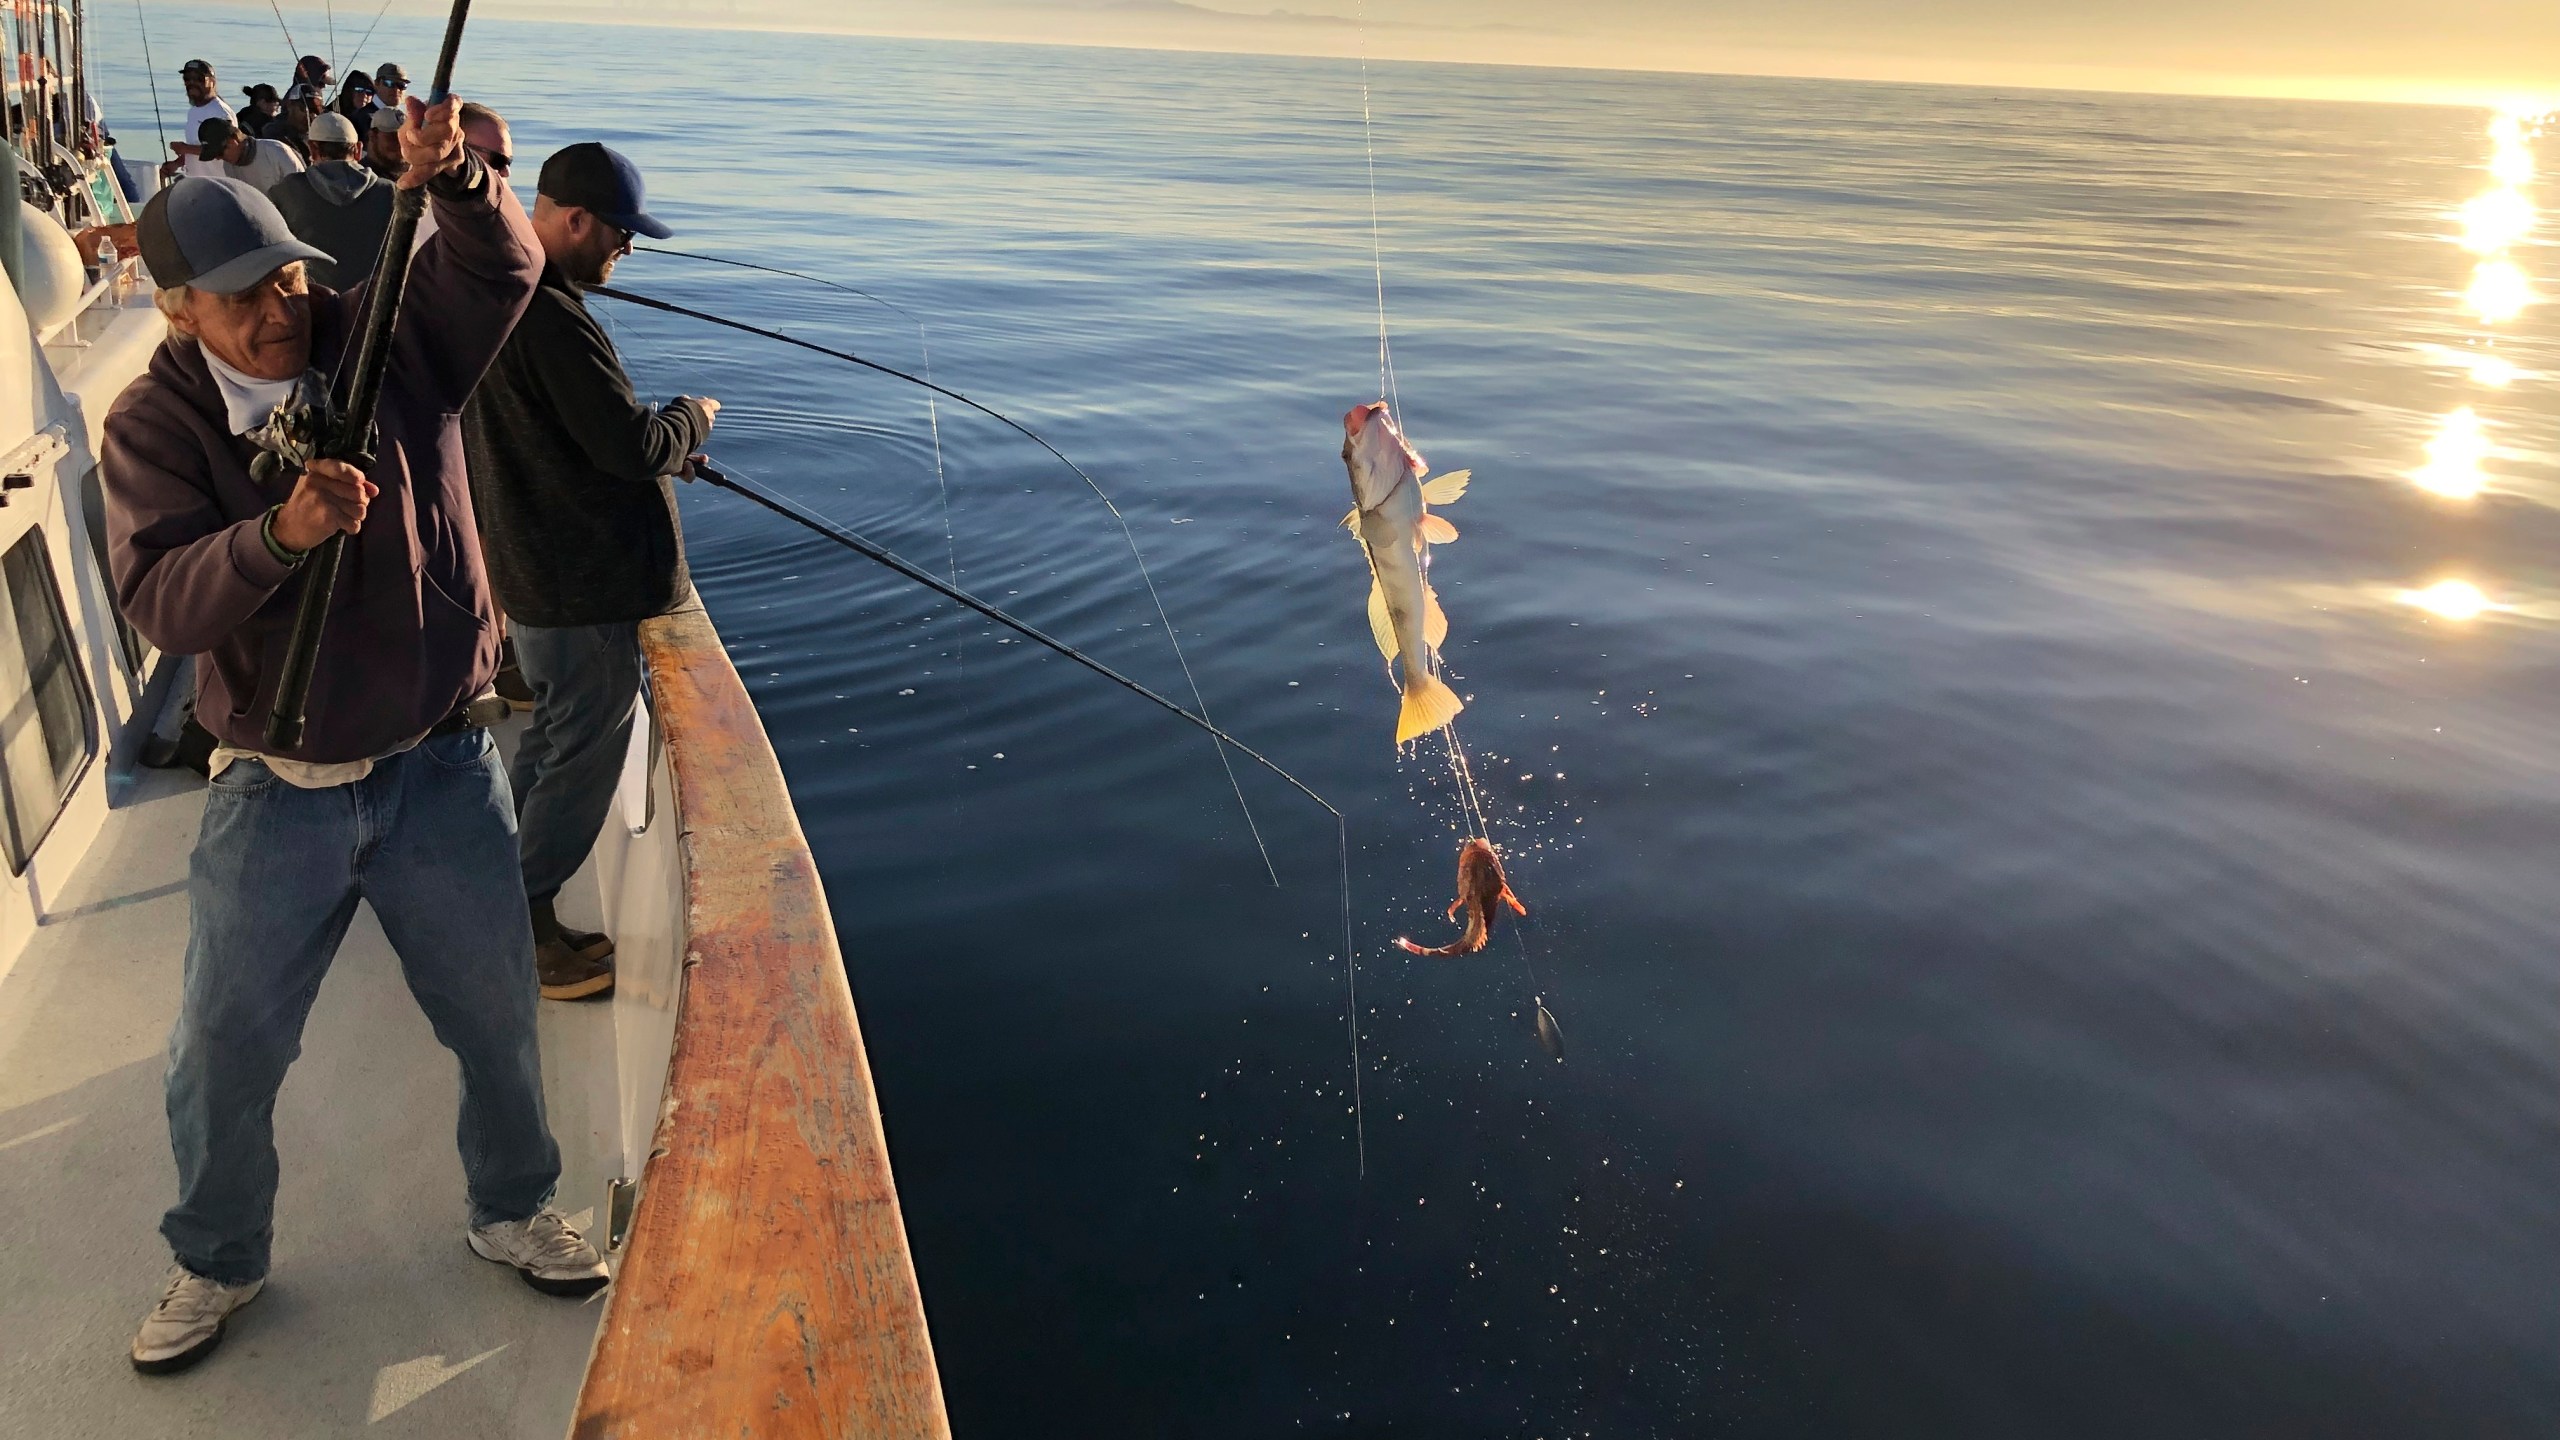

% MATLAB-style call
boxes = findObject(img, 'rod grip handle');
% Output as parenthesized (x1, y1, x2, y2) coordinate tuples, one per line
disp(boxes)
(262, 531, 346, 753)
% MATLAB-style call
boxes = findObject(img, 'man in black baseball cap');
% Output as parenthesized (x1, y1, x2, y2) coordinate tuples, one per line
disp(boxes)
(463, 141, 707, 999)
(105, 94, 609, 1378)
(167, 59, 233, 179)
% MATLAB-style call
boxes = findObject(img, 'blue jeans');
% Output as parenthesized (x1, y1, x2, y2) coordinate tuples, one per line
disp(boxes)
(509, 622, 643, 907)
(161, 729, 561, 1284)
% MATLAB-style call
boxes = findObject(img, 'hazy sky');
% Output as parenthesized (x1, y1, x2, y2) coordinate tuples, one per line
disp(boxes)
(477, 0, 2559, 104)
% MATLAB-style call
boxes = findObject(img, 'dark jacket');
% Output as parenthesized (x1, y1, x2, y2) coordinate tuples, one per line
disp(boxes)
(462, 265, 711, 628)
(102, 158, 542, 765)
(266, 161, 395, 292)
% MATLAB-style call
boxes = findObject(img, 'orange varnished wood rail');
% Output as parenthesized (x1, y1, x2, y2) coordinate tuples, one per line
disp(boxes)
(570, 604, 949, 1439)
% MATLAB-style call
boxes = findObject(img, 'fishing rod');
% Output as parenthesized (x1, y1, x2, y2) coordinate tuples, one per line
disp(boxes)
(696, 456, 1370, 1172)
(589, 281, 1278, 886)
(629, 245, 958, 677)
(632, 245, 918, 323)
(342, 0, 399, 76)
(262, 0, 473, 751)
(697, 457, 1324, 814)
(262, 0, 305, 86)
(131, 0, 165, 153)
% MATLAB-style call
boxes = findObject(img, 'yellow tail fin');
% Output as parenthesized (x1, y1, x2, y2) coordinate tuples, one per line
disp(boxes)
(1395, 669, 1465, 745)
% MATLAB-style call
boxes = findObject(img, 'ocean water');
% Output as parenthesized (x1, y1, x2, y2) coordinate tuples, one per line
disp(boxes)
(92, 12, 2560, 1435)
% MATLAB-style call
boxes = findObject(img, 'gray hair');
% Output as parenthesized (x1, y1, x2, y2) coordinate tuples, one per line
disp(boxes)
(151, 283, 191, 325)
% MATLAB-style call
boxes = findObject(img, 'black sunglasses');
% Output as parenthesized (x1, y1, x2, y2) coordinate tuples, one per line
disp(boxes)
(469, 142, 511, 175)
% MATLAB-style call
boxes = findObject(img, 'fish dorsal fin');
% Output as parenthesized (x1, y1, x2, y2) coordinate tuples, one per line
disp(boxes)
(1423, 582, 1449, 650)
(1341, 506, 1360, 532)
(1419, 514, 1459, 545)
(1367, 577, 1399, 659)
(1420, 470, 1472, 506)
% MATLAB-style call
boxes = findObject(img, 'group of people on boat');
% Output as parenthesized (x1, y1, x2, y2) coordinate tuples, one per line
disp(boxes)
(101, 54, 718, 1376)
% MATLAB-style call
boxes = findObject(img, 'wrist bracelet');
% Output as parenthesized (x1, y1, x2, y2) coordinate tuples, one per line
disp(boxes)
(261, 506, 309, 567)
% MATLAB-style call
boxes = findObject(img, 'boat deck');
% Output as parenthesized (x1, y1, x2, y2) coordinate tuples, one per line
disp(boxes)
(0, 724, 623, 1438)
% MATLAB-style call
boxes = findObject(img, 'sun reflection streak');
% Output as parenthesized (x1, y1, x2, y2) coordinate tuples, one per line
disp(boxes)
(2469, 353, 2518, 386)
(2399, 579, 2498, 622)
(2465, 257, 2534, 322)
(2412, 406, 2491, 498)
(2459, 186, 2535, 252)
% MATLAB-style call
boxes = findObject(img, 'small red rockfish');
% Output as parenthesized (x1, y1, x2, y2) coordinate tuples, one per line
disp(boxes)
(1396, 838, 1527, 957)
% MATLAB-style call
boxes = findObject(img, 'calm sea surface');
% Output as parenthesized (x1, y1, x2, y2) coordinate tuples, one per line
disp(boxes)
(95, 11, 2560, 1434)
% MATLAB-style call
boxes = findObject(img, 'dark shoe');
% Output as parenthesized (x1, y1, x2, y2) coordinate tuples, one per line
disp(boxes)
(556, 926, 615, 964)
(537, 939, 614, 1001)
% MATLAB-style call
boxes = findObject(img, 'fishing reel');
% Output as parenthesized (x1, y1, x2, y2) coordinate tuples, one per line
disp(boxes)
(247, 389, 375, 492)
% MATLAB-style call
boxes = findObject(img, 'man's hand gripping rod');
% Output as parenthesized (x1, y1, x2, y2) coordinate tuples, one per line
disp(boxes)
(260, 0, 475, 752)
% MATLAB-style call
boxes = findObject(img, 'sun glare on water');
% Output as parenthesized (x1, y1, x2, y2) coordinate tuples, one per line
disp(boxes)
(2411, 406, 2491, 498)
(2399, 579, 2497, 622)
(2458, 187, 2535, 253)
(2455, 109, 2543, 323)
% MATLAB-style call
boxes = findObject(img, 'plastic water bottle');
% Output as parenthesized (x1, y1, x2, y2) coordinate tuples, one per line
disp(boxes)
(94, 234, 117, 299)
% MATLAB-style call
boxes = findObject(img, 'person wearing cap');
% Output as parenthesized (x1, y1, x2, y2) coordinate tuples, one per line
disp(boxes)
(165, 59, 234, 179)
(293, 53, 332, 99)
(365, 103, 407, 182)
(103, 92, 607, 1377)
(373, 62, 410, 115)
(188, 115, 306, 195)
(264, 111, 393, 291)
(335, 67, 379, 131)
(238, 83, 284, 140)
(462, 142, 716, 997)
(273, 81, 324, 160)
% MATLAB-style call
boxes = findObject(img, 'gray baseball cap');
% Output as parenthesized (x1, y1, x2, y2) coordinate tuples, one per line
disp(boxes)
(138, 178, 331, 294)
(307, 111, 359, 146)
(370, 105, 405, 133)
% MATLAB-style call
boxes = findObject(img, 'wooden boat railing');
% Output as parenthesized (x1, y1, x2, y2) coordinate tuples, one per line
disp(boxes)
(569, 603, 949, 1439)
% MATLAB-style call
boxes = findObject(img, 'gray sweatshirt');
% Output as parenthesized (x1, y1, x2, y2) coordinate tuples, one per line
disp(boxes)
(266, 161, 395, 292)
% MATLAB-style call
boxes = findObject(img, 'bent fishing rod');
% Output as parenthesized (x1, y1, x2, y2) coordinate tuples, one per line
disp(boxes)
(262, 0, 474, 751)
(591, 280, 1279, 887)
(693, 459, 1331, 821)
(594, 283, 1101, 515)
(695, 455, 1370, 1171)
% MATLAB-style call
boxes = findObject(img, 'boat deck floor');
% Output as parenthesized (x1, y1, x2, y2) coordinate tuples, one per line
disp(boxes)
(0, 723, 623, 1437)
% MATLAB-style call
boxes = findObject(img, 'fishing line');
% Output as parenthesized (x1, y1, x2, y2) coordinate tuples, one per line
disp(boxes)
(696, 456, 1366, 1175)
(343, 0, 398, 73)
(631, 245, 960, 678)
(132, 0, 166, 153)
(1349, 42, 1557, 1055)
(590, 282, 1279, 888)
(325, 0, 337, 77)
(263, 0, 304, 81)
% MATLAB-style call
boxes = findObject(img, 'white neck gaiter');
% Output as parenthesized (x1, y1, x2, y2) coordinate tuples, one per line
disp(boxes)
(200, 348, 306, 437)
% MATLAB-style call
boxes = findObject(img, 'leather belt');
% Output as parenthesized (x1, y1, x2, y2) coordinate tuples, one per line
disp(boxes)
(424, 691, 512, 738)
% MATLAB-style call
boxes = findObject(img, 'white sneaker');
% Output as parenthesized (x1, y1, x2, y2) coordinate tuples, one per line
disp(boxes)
(130, 1265, 264, 1375)
(467, 1208, 609, 1297)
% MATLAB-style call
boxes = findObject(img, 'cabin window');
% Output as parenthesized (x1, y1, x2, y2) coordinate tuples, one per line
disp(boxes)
(0, 529, 95, 872)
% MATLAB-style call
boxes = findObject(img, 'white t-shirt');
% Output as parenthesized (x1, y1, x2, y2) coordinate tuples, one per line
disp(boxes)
(180, 96, 236, 178)
(217, 137, 306, 194)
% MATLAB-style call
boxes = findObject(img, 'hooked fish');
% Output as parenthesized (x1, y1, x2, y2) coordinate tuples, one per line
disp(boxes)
(1342, 401, 1470, 744)
(1395, 837, 1527, 957)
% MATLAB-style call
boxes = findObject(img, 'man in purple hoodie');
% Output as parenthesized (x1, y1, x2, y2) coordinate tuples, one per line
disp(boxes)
(102, 93, 608, 1377)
